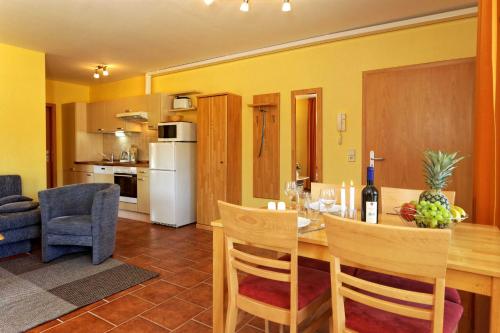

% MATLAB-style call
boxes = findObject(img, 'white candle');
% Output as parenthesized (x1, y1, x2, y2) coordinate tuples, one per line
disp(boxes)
(340, 181, 346, 212)
(277, 202, 286, 211)
(349, 180, 355, 214)
(267, 202, 277, 210)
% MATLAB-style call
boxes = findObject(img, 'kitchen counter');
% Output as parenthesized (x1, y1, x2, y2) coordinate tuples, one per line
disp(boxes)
(75, 161, 149, 168)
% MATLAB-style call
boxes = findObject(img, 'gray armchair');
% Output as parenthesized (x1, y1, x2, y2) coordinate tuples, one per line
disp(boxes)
(39, 183, 120, 264)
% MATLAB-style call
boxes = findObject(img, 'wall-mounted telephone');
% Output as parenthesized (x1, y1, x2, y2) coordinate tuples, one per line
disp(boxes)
(337, 113, 346, 145)
(337, 113, 346, 132)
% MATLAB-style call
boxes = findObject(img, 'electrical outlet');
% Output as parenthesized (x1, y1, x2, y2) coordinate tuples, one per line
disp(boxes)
(347, 149, 356, 162)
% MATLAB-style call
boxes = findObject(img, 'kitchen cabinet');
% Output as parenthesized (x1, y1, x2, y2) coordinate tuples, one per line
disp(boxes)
(74, 171, 95, 184)
(94, 173, 114, 183)
(87, 98, 143, 133)
(137, 168, 150, 214)
(61, 103, 103, 186)
(146, 94, 162, 129)
(196, 93, 242, 227)
(87, 102, 107, 133)
(65, 165, 95, 185)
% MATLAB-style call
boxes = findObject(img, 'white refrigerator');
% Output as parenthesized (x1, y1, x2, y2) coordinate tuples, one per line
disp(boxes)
(149, 142, 196, 227)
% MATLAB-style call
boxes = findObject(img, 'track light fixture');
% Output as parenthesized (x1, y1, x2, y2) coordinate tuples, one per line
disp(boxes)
(93, 65, 110, 79)
(240, 0, 249, 12)
(203, 0, 292, 12)
(281, 0, 291, 12)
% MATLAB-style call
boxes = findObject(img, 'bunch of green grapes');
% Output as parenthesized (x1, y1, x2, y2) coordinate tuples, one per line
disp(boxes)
(415, 200, 452, 228)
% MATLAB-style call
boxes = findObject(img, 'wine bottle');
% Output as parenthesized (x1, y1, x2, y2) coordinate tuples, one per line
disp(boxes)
(361, 166, 379, 224)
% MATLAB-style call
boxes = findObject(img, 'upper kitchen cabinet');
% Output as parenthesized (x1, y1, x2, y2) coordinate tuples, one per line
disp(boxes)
(87, 101, 106, 133)
(146, 94, 162, 129)
(87, 97, 144, 133)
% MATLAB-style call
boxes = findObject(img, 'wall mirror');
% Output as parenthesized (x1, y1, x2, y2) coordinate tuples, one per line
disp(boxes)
(291, 88, 323, 190)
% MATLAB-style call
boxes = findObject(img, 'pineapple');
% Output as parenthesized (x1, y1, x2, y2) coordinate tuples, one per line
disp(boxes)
(419, 151, 464, 210)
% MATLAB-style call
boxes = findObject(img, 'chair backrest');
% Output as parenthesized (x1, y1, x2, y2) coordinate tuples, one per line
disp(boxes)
(323, 214, 451, 333)
(311, 182, 363, 210)
(0, 175, 22, 198)
(381, 186, 456, 214)
(218, 201, 300, 314)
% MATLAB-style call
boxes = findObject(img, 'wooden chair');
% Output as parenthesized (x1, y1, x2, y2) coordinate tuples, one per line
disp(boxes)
(323, 215, 463, 333)
(311, 182, 363, 210)
(381, 186, 456, 214)
(218, 201, 331, 333)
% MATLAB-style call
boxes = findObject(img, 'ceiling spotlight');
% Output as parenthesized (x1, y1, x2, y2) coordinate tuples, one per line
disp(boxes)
(240, 0, 249, 12)
(93, 69, 100, 79)
(282, 0, 291, 12)
(102, 66, 109, 76)
(204, 0, 214, 5)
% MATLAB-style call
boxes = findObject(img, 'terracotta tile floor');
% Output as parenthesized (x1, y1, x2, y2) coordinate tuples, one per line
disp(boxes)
(27, 218, 315, 333)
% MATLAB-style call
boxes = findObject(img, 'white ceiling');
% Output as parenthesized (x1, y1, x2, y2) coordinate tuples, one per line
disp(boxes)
(0, 0, 476, 84)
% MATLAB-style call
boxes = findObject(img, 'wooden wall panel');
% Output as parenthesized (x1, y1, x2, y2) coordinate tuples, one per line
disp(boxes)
(252, 93, 280, 199)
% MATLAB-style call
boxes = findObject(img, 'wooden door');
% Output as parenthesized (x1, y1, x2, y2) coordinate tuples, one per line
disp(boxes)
(197, 96, 212, 225)
(363, 58, 475, 214)
(208, 95, 228, 224)
(45, 104, 57, 188)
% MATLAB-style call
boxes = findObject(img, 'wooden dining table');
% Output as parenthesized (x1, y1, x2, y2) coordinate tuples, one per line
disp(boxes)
(212, 214, 500, 333)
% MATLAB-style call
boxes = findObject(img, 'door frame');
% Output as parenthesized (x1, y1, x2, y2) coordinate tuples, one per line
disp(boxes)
(46, 103, 57, 188)
(361, 57, 476, 182)
(291, 87, 323, 183)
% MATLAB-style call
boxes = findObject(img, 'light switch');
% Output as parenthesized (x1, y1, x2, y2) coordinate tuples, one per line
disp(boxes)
(347, 149, 356, 162)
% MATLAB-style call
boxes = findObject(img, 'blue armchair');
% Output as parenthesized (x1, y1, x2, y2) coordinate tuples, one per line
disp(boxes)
(38, 183, 120, 264)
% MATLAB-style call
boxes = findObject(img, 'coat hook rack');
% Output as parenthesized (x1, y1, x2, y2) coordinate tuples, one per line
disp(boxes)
(249, 94, 280, 200)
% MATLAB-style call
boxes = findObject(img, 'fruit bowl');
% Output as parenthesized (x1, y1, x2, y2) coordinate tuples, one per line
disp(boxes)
(395, 202, 468, 229)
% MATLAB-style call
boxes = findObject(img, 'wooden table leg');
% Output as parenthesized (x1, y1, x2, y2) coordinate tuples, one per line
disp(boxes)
(490, 277, 500, 333)
(213, 225, 225, 333)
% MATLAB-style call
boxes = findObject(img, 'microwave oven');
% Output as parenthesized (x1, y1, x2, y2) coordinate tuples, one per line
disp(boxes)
(157, 122, 197, 142)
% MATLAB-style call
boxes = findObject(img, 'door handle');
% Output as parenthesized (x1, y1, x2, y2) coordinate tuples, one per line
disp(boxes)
(369, 150, 385, 167)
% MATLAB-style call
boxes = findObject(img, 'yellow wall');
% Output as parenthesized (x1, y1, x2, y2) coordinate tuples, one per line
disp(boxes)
(0, 43, 46, 198)
(90, 18, 477, 207)
(46, 80, 90, 186)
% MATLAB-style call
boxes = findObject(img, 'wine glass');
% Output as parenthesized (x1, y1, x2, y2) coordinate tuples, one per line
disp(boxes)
(284, 181, 297, 208)
(319, 188, 336, 212)
(301, 192, 320, 221)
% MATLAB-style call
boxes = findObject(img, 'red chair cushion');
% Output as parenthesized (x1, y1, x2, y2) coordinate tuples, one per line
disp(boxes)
(355, 269, 461, 304)
(345, 297, 463, 333)
(239, 266, 330, 310)
(279, 254, 357, 275)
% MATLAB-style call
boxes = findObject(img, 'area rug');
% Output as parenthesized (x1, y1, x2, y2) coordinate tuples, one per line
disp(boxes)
(0, 254, 158, 333)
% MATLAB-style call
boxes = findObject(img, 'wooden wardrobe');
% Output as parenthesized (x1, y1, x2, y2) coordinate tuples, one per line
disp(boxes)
(196, 93, 242, 228)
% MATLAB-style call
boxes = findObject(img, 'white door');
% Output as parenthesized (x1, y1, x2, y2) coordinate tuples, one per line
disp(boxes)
(150, 142, 175, 171)
(150, 170, 176, 226)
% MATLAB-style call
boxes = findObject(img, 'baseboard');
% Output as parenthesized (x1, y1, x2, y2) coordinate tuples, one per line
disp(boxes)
(196, 223, 213, 231)
(118, 210, 151, 223)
